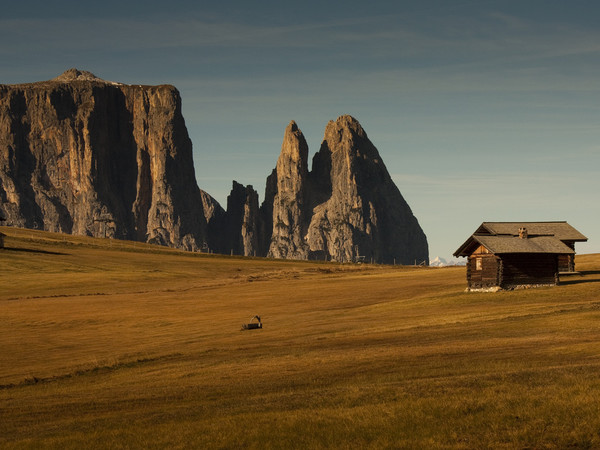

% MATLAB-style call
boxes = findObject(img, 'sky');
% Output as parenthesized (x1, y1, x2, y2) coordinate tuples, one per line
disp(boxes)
(1, 0, 599, 260)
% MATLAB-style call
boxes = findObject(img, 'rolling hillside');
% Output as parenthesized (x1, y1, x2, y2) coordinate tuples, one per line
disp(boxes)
(1, 226, 600, 448)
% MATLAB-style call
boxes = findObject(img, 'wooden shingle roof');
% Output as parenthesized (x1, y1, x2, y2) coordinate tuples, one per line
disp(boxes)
(470, 235, 574, 255)
(477, 222, 587, 241)
(454, 221, 586, 257)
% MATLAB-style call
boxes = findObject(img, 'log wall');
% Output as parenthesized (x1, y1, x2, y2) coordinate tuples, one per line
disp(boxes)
(558, 242, 576, 273)
(467, 254, 500, 289)
(500, 254, 558, 288)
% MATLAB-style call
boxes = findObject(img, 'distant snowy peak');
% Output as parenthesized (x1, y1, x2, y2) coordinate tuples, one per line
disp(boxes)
(430, 256, 447, 267)
(430, 256, 466, 267)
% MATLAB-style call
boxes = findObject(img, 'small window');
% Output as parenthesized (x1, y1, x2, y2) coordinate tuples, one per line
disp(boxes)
(475, 257, 482, 271)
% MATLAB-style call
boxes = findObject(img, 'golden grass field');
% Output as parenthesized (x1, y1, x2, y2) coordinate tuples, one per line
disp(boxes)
(1, 225, 600, 449)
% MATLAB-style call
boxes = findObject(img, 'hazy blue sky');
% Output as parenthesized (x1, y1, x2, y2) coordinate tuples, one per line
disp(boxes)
(2, 0, 599, 260)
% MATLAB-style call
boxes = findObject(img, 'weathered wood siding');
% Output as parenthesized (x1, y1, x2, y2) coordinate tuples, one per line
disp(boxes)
(558, 254, 572, 273)
(500, 254, 558, 288)
(467, 254, 501, 289)
(558, 242, 575, 272)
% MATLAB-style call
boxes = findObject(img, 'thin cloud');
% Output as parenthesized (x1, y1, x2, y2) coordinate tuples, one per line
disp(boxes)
(2, 8, 599, 57)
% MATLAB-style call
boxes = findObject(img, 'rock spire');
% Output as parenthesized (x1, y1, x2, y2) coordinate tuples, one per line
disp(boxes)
(267, 121, 311, 259)
(264, 115, 428, 264)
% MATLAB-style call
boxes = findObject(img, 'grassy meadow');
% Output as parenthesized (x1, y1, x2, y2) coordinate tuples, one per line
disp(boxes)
(1, 226, 600, 448)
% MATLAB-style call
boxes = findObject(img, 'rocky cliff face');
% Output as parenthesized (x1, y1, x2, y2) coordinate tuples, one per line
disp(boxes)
(0, 70, 427, 263)
(0, 69, 209, 250)
(309, 115, 427, 264)
(223, 181, 261, 256)
(262, 115, 428, 264)
(267, 121, 311, 259)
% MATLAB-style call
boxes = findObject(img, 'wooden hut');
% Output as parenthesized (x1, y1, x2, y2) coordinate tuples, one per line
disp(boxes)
(454, 222, 587, 291)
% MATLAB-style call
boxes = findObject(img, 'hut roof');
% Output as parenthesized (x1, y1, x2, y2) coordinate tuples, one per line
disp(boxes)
(476, 222, 587, 241)
(468, 235, 574, 255)
(454, 221, 586, 257)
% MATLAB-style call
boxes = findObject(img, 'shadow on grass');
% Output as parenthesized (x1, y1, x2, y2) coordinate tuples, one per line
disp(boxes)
(560, 271, 600, 285)
(1, 246, 68, 256)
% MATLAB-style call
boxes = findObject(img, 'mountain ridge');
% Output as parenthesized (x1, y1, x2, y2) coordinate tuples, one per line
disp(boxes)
(0, 70, 428, 264)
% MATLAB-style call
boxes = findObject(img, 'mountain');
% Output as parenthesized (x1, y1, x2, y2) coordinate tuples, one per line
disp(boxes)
(0, 70, 428, 264)
(306, 115, 427, 264)
(430, 256, 466, 267)
(0, 68, 213, 250)
(430, 256, 448, 267)
(258, 115, 428, 264)
(266, 120, 311, 259)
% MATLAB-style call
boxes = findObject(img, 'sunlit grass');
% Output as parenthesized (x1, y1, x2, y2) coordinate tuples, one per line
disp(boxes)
(1, 225, 600, 448)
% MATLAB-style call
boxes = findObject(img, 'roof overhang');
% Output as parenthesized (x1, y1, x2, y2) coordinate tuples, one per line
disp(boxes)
(453, 236, 481, 257)
(479, 221, 588, 242)
(454, 234, 575, 257)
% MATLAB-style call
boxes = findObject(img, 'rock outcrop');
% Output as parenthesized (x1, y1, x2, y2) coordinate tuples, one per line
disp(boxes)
(262, 115, 428, 264)
(310, 115, 427, 264)
(0, 70, 428, 263)
(267, 121, 311, 259)
(223, 181, 261, 257)
(0, 69, 209, 250)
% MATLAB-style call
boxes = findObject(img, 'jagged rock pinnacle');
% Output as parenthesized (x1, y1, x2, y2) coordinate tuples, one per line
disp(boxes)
(266, 114, 429, 264)
(266, 120, 310, 259)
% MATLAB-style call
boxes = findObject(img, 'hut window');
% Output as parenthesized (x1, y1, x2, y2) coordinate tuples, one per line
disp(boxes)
(475, 257, 482, 271)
